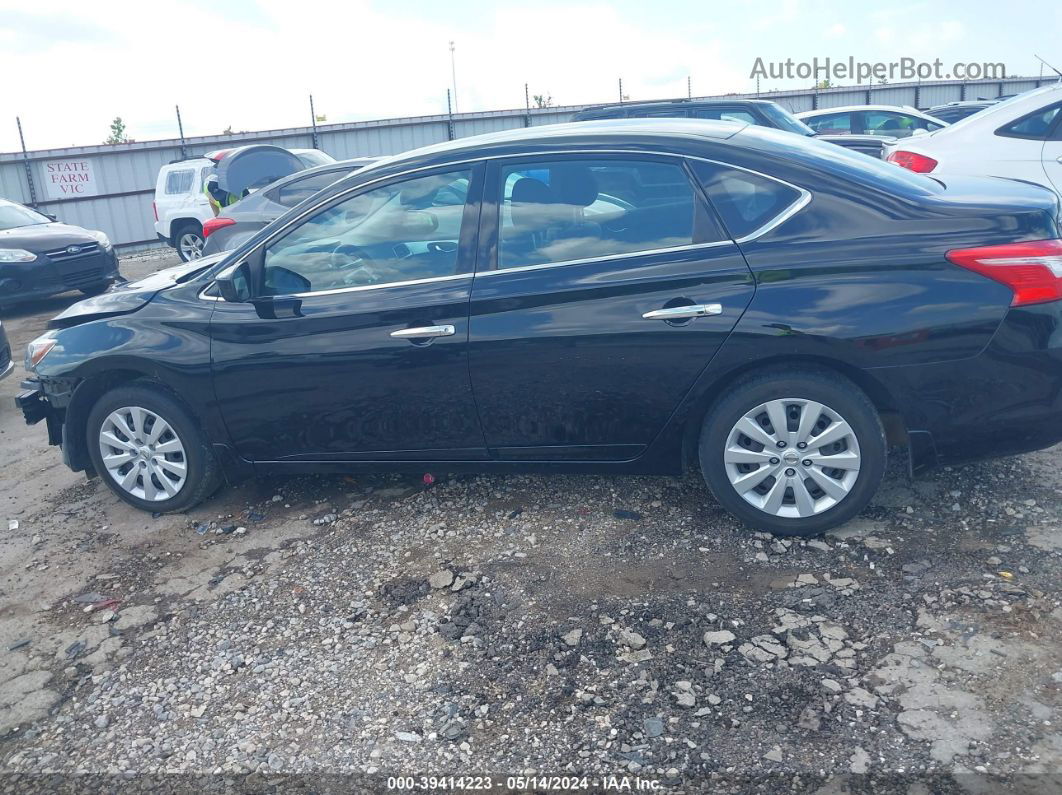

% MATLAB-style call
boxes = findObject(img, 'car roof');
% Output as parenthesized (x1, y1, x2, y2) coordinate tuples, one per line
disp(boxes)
(796, 104, 926, 116)
(582, 98, 777, 113)
(360, 118, 745, 170)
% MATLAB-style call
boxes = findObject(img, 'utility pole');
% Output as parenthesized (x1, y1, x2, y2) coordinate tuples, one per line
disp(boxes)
(449, 41, 459, 113)
(16, 117, 38, 208)
(524, 82, 531, 127)
(618, 77, 624, 103)
(446, 89, 455, 140)
(687, 75, 691, 99)
(175, 105, 188, 159)
(309, 94, 320, 150)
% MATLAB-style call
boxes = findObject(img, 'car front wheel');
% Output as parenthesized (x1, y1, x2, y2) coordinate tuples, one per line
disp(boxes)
(699, 368, 886, 536)
(86, 383, 222, 513)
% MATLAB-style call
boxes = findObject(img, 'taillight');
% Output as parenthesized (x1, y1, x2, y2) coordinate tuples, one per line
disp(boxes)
(152, 201, 158, 222)
(946, 239, 1062, 306)
(202, 217, 236, 238)
(886, 150, 938, 173)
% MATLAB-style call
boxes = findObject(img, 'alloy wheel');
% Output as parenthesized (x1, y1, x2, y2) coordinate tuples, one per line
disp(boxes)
(98, 406, 188, 501)
(179, 232, 203, 260)
(723, 398, 861, 518)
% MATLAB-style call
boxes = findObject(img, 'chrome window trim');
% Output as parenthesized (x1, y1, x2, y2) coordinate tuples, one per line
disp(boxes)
(291, 272, 470, 298)
(474, 240, 734, 278)
(220, 147, 810, 298)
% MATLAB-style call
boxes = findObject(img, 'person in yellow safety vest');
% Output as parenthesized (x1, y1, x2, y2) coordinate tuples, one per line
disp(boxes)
(203, 173, 242, 217)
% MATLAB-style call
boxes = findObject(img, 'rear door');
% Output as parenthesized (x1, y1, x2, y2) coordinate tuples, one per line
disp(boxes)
(467, 154, 755, 461)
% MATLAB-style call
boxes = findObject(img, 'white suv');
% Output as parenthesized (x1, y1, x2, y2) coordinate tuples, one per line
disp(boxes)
(152, 148, 334, 261)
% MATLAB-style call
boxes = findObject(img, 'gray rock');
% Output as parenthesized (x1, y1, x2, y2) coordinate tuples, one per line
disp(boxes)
(428, 570, 454, 589)
(703, 630, 736, 646)
(561, 628, 582, 647)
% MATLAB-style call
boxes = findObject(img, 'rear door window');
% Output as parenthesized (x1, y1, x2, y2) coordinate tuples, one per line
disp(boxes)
(997, 104, 1062, 140)
(494, 158, 723, 270)
(804, 112, 852, 134)
(690, 161, 804, 240)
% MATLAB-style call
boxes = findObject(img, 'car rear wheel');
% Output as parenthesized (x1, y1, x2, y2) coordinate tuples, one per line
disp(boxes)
(699, 368, 886, 536)
(86, 383, 222, 513)
(174, 224, 204, 262)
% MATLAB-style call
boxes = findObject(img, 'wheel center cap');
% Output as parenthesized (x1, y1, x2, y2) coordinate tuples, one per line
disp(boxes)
(783, 451, 800, 465)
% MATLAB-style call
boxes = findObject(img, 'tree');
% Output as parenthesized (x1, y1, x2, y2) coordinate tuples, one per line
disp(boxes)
(814, 79, 833, 90)
(532, 93, 554, 109)
(105, 117, 131, 144)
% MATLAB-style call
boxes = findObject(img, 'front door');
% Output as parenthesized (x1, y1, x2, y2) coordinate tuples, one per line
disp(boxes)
(209, 165, 488, 462)
(467, 154, 756, 461)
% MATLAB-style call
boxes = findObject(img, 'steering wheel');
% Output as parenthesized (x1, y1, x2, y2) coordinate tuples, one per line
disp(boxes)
(327, 243, 381, 285)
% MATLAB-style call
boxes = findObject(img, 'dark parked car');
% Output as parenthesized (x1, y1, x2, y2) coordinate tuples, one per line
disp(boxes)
(201, 157, 377, 256)
(17, 120, 1062, 536)
(0, 199, 120, 310)
(0, 321, 11, 381)
(922, 101, 996, 124)
(573, 99, 895, 157)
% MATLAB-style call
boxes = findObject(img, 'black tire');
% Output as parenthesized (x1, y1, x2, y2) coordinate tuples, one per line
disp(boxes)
(86, 382, 223, 513)
(698, 368, 886, 537)
(173, 223, 204, 262)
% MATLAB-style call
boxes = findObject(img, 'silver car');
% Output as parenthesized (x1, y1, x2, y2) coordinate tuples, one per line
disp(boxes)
(201, 157, 376, 255)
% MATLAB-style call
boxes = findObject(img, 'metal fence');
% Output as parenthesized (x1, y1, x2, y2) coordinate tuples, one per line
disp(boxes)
(0, 75, 1052, 251)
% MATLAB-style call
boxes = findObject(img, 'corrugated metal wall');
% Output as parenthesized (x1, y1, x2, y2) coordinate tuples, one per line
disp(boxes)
(0, 76, 1052, 250)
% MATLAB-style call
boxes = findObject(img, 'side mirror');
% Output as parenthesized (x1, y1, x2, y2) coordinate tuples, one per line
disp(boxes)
(215, 261, 252, 303)
(44, 213, 57, 222)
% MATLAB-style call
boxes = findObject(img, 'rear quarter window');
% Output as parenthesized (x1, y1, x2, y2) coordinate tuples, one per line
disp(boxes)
(164, 170, 194, 195)
(270, 171, 346, 208)
(690, 161, 803, 240)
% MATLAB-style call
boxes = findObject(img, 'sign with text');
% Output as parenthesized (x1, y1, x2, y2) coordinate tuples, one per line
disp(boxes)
(42, 158, 99, 200)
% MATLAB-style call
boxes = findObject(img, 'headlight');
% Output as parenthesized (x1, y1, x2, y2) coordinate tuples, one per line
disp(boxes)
(26, 332, 58, 370)
(89, 230, 112, 249)
(0, 248, 37, 263)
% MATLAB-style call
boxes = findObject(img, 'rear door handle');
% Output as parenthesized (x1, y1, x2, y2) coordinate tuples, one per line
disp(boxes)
(642, 303, 722, 320)
(390, 325, 456, 339)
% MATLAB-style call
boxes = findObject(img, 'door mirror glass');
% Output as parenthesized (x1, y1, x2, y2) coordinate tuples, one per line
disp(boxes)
(263, 266, 311, 295)
(215, 261, 252, 303)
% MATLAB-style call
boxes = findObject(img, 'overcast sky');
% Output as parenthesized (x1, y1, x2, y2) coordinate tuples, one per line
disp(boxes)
(1, 0, 1060, 153)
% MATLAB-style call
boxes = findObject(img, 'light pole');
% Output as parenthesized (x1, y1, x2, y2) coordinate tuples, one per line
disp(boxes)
(449, 41, 459, 113)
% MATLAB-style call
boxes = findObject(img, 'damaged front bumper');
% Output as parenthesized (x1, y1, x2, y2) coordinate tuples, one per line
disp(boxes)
(16, 378, 63, 446)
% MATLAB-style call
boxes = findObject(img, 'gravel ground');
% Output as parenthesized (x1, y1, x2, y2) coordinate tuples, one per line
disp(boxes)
(1, 251, 1061, 793)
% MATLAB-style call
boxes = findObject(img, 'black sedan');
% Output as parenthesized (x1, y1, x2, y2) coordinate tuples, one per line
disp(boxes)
(16, 120, 1062, 536)
(0, 199, 120, 310)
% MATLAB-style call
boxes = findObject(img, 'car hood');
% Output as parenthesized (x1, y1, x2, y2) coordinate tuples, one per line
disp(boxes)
(49, 253, 227, 329)
(0, 222, 99, 251)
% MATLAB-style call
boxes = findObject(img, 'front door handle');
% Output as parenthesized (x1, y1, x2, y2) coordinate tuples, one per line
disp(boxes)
(390, 325, 456, 340)
(642, 303, 722, 320)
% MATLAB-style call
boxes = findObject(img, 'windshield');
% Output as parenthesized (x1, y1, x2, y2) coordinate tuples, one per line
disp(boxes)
(0, 202, 50, 231)
(758, 102, 816, 136)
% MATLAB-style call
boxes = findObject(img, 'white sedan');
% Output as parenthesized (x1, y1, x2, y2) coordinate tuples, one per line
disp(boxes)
(883, 84, 1062, 198)
(795, 105, 948, 138)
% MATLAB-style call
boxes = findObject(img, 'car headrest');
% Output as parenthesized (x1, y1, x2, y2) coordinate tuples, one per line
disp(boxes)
(511, 177, 554, 230)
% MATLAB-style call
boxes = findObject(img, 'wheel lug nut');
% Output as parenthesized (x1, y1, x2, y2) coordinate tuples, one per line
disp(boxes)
(769, 457, 780, 465)
(785, 468, 796, 476)
(776, 441, 787, 449)
(797, 442, 806, 449)
(802, 459, 812, 467)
